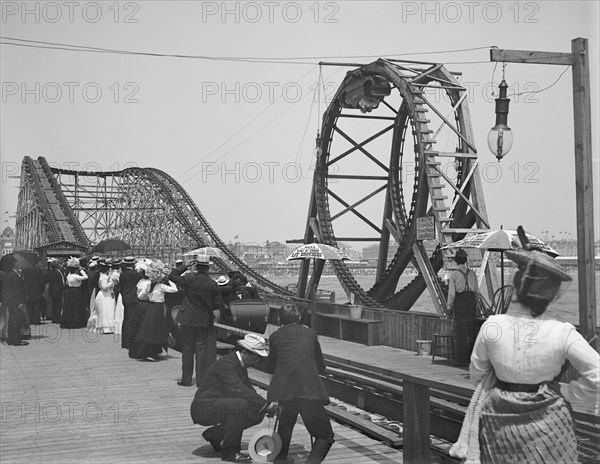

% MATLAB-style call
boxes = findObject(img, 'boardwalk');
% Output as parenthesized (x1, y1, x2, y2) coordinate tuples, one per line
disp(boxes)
(0, 324, 405, 464)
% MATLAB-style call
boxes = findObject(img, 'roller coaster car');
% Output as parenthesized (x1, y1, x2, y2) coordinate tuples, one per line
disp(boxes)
(340, 75, 391, 113)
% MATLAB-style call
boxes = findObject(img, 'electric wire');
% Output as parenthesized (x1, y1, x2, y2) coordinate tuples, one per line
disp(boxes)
(1, 37, 493, 62)
(176, 65, 317, 184)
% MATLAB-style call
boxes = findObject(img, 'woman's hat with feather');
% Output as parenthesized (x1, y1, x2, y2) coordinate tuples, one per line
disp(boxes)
(505, 226, 571, 302)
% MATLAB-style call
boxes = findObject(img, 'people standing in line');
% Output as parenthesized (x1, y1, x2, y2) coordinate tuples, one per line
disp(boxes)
(45, 258, 65, 324)
(191, 334, 277, 463)
(87, 260, 117, 334)
(1, 255, 29, 346)
(111, 259, 124, 336)
(134, 260, 177, 362)
(169, 255, 225, 387)
(119, 256, 142, 350)
(61, 257, 88, 329)
(23, 256, 46, 324)
(87, 258, 100, 313)
(128, 259, 152, 359)
(446, 248, 479, 366)
(459, 248, 600, 464)
(266, 304, 335, 464)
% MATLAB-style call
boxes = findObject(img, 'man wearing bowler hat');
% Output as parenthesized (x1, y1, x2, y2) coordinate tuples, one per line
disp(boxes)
(191, 334, 277, 463)
(169, 254, 225, 387)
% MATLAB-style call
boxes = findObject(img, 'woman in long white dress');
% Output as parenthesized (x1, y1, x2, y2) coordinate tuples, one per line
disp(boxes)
(87, 261, 117, 334)
(110, 261, 124, 335)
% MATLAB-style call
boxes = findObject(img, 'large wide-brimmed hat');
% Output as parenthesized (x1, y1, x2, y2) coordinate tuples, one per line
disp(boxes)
(66, 257, 80, 268)
(238, 334, 268, 357)
(506, 249, 572, 302)
(146, 259, 170, 284)
(505, 249, 572, 282)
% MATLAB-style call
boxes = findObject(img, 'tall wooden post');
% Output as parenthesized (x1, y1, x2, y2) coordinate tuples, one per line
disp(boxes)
(571, 38, 597, 343)
(490, 38, 597, 346)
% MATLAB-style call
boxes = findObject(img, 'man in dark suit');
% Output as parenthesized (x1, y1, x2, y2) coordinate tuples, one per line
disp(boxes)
(24, 257, 46, 324)
(1, 255, 29, 346)
(266, 305, 334, 464)
(45, 258, 65, 324)
(191, 334, 277, 463)
(119, 256, 142, 349)
(169, 255, 225, 387)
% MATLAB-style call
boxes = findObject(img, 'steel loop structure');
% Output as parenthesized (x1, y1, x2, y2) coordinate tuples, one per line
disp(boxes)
(14, 59, 496, 312)
(297, 59, 494, 313)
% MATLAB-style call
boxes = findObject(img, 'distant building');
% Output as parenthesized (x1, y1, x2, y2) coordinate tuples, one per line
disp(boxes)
(1, 227, 15, 256)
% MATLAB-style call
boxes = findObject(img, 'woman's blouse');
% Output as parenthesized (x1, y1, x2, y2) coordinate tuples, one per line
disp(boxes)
(470, 305, 600, 403)
(98, 273, 114, 292)
(137, 280, 177, 303)
(136, 278, 151, 301)
(67, 270, 88, 288)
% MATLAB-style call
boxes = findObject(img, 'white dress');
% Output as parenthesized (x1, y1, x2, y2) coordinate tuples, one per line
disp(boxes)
(87, 273, 117, 334)
(111, 270, 124, 335)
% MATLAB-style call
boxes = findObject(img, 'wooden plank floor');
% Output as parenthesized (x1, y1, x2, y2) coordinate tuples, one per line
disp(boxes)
(0, 323, 405, 464)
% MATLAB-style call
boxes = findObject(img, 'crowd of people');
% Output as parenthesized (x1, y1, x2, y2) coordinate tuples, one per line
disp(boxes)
(0, 253, 259, 358)
(5, 238, 597, 463)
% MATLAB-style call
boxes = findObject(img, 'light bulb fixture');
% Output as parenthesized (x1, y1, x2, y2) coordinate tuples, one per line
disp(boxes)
(488, 79, 513, 161)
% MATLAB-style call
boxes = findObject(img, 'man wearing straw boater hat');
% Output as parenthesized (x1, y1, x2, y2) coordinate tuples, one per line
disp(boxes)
(190, 334, 277, 463)
(169, 254, 225, 387)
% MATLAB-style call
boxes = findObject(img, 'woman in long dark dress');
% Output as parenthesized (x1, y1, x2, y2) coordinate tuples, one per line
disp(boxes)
(61, 257, 88, 329)
(135, 260, 177, 361)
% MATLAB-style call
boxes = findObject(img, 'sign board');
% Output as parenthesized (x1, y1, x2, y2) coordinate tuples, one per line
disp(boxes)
(416, 216, 436, 241)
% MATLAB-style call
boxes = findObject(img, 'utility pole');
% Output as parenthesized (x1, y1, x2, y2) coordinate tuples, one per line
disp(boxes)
(491, 38, 597, 347)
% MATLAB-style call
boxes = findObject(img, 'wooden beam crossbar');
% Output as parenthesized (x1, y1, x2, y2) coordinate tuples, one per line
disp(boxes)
(419, 94, 476, 153)
(329, 124, 394, 169)
(326, 188, 382, 234)
(410, 63, 443, 83)
(330, 184, 388, 221)
(430, 162, 490, 230)
(490, 48, 574, 66)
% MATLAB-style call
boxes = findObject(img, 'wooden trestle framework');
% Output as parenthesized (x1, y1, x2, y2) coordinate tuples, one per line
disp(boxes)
(15, 59, 499, 313)
(14, 156, 293, 297)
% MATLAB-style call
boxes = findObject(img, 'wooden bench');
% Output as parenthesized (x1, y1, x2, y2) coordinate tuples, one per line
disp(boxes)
(315, 312, 382, 346)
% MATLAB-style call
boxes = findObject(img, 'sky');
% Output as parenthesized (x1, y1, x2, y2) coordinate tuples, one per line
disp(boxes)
(1, 0, 599, 251)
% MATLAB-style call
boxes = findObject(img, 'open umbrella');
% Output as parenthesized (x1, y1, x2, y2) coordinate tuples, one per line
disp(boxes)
(442, 227, 558, 305)
(287, 243, 349, 327)
(183, 246, 226, 259)
(91, 239, 132, 254)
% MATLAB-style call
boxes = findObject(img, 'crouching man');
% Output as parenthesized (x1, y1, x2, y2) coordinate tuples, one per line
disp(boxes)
(191, 334, 277, 463)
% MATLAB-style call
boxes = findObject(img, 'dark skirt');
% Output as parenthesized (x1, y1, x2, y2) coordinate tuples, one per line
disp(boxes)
(61, 287, 86, 329)
(135, 301, 168, 358)
(479, 382, 577, 463)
